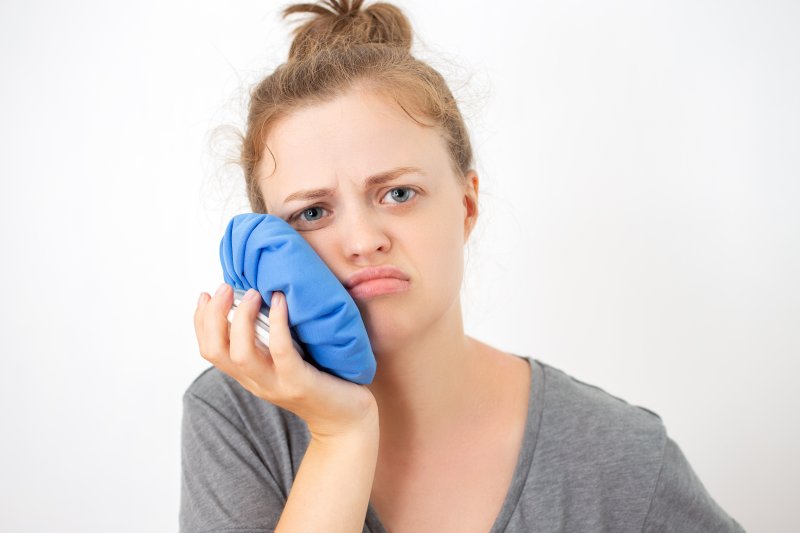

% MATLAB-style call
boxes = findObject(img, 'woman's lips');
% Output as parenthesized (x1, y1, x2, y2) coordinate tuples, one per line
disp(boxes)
(347, 278, 410, 300)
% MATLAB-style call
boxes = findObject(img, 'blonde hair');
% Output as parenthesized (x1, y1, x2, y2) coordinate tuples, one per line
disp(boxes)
(238, 0, 474, 213)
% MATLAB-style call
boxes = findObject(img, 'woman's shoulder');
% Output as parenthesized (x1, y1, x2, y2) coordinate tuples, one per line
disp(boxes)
(531, 358, 668, 481)
(519, 359, 744, 531)
(182, 366, 309, 441)
(180, 368, 312, 531)
(535, 359, 666, 434)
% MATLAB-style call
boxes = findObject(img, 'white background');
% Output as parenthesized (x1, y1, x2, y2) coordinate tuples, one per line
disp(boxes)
(1, 1, 797, 531)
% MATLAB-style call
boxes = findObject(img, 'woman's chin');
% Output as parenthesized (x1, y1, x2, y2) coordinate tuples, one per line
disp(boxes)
(362, 316, 417, 355)
(367, 336, 401, 358)
(354, 291, 430, 354)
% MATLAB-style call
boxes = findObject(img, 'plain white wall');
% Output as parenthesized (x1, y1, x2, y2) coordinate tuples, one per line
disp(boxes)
(0, 0, 797, 530)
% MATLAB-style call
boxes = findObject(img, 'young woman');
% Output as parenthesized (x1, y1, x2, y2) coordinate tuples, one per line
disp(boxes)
(183, 1, 744, 531)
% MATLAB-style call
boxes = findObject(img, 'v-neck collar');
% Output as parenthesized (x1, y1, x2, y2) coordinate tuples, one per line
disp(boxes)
(364, 355, 545, 533)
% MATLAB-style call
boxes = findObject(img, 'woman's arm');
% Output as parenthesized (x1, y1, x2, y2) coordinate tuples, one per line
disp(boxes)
(277, 410, 379, 533)
(180, 375, 379, 533)
(188, 285, 382, 532)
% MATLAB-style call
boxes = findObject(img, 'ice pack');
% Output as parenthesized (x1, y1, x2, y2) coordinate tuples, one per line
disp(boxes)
(219, 213, 376, 384)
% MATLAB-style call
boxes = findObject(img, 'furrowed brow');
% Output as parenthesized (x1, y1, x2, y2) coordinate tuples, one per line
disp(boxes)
(282, 166, 424, 204)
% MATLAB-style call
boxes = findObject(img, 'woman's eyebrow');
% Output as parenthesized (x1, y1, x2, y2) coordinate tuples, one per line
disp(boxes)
(282, 166, 425, 204)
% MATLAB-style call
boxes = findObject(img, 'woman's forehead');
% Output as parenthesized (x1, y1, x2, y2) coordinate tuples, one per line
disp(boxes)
(259, 89, 449, 200)
(264, 90, 434, 165)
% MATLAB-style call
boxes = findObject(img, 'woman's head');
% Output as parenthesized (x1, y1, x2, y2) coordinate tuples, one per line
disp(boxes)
(241, 0, 474, 213)
(237, 0, 479, 353)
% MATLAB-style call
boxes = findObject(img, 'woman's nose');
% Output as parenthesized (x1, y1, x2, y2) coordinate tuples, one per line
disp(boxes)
(340, 208, 391, 260)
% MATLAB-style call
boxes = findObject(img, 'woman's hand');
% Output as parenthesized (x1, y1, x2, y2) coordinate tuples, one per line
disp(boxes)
(194, 283, 378, 440)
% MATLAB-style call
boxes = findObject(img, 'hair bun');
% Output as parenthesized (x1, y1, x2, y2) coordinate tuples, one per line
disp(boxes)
(282, 0, 413, 61)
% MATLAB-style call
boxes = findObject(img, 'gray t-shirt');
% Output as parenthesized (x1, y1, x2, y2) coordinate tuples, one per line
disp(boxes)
(180, 356, 745, 532)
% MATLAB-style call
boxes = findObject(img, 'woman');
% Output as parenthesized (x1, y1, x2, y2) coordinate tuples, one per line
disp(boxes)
(182, 1, 744, 531)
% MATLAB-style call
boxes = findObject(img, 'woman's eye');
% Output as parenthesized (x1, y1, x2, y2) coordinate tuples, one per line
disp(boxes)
(290, 188, 417, 228)
(384, 187, 417, 203)
(297, 206, 326, 223)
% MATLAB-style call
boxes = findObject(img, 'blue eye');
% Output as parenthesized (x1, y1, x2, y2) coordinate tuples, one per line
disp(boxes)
(299, 206, 325, 222)
(385, 187, 416, 203)
(290, 187, 418, 229)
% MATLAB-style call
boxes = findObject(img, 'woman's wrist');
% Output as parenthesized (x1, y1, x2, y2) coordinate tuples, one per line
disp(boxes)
(309, 402, 380, 445)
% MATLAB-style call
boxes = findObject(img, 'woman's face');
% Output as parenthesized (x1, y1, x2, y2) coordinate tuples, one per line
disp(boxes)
(257, 86, 478, 353)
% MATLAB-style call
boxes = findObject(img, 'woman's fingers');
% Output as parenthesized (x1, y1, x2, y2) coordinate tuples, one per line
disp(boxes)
(201, 283, 234, 364)
(192, 284, 378, 438)
(267, 291, 304, 380)
(193, 292, 210, 353)
(194, 285, 311, 404)
(229, 289, 273, 376)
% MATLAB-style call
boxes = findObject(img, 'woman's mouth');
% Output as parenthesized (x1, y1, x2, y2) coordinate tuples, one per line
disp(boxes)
(347, 278, 410, 300)
(344, 265, 411, 300)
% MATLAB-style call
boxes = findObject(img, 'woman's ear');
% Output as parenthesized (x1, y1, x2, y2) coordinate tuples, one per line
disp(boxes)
(462, 170, 479, 241)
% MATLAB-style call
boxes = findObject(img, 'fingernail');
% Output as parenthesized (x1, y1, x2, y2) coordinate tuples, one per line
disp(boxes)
(271, 291, 282, 307)
(243, 289, 259, 302)
(215, 283, 226, 296)
(197, 293, 204, 307)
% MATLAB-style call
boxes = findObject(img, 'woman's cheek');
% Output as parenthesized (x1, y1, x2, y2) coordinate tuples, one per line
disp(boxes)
(420, 219, 465, 295)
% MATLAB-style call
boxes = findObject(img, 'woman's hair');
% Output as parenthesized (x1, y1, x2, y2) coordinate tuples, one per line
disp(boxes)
(239, 0, 474, 213)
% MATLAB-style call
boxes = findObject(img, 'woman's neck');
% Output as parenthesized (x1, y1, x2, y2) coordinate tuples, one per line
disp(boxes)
(365, 302, 504, 451)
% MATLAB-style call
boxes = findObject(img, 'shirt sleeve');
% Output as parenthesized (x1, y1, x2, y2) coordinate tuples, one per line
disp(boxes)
(642, 436, 746, 533)
(179, 389, 284, 533)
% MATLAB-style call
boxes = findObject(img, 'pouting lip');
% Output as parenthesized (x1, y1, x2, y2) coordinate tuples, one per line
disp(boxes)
(344, 265, 410, 290)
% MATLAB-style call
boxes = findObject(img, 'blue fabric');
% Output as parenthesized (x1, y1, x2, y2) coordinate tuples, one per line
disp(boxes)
(219, 213, 376, 384)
